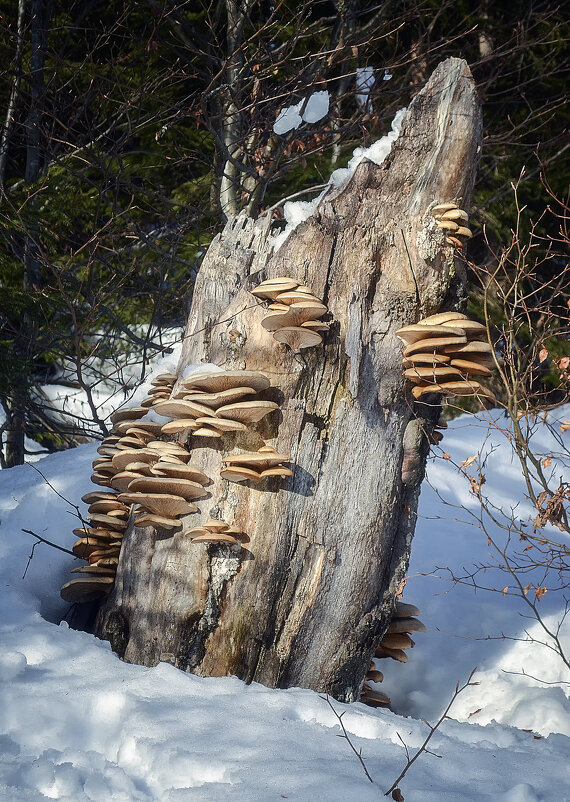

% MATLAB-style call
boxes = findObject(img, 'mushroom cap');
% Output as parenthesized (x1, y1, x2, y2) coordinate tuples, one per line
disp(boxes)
(258, 445, 278, 453)
(386, 617, 426, 634)
(446, 235, 464, 248)
(70, 564, 116, 576)
(110, 406, 148, 425)
(418, 311, 468, 325)
(216, 400, 279, 423)
(160, 419, 199, 435)
(110, 471, 146, 493)
(90, 473, 112, 487)
(394, 600, 420, 618)
(149, 463, 209, 483)
(113, 419, 163, 436)
(402, 353, 450, 367)
(441, 319, 486, 337)
(118, 492, 198, 517)
(96, 446, 121, 458)
(194, 416, 248, 432)
(259, 466, 294, 479)
(366, 669, 384, 683)
(87, 513, 127, 531)
(73, 527, 121, 541)
(412, 380, 489, 399)
(60, 576, 114, 603)
(111, 449, 160, 472)
(192, 427, 223, 438)
(450, 358, 492, 376)
(380, 632, 415, 650)
(115, 436, 145, 450)
(154, 399, 218, 419)
(127, 476, 208, 500)
(274, 290, 323, 305)
(184, 386, 257, 407)
(222, 451, 291, 469)
(439, 208, 469, 222)
(301, 320, 330, 332)
(374, 645, 408, 662)
(87, 499, 128, 514)
(88, 547, 121, 564)
(81, 490, 120, 505)
(73, 537, 115, 560)
(403, 335, 467, 356)
(396, 324, 467, 344)
(182, 370, 271, 394)
(124, 426, 157, 443)
(151, 372, 177, 385)
(220, 466, 262, 482)
(360, 689, 391, 706)
(455, 225, 473, 238)
(190, 532, 240, 545)
(272, 326, 322, 351)
(261, 302, 327, 331)
(146, 441, 189, 456)
(431, 202, 458, 215)
(403, 366, 463, 384)
(123, 461, 154, 476)
(203, 519, 231, 532)
(134, 513, 182, 529)
(442, 341, 493, 355)
(435, 219, 459, 232)
(250, 278, 300, 299)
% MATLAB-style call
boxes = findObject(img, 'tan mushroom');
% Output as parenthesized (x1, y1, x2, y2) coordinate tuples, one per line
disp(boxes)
(220, 466, 262, 482)
(118, 492, 198, 518)
(386, 617, 426, 634)
(374, 645, 408, 662)
(380, 633, 415, 650)
(134, 513, 182, 530)
(110, 406, 148, 426)
(127, 476, 208, 501)
(216, 400, 279, 423)
(250, 277, 300, 300)
(60, 576, 115, 603)
(272, 326, 322, 352)
(360, 687, 391, 707)
(181, 370, 271, 394)
(184, 386, 257, 407)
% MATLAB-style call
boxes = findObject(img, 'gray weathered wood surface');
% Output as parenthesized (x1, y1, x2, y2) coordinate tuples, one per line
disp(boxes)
(96, 57, 482, 701)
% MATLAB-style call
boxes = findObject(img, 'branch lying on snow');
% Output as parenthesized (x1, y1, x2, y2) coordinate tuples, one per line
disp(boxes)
(384, 667, 479, 798)
(321, 668, 479, 800)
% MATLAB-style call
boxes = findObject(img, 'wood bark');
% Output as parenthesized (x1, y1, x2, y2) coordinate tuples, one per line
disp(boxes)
(96, 58, 482, 701)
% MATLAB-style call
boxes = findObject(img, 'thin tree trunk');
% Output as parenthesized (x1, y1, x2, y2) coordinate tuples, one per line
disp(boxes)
(97, 58, 482, 701)
(0, 0, 26, 190)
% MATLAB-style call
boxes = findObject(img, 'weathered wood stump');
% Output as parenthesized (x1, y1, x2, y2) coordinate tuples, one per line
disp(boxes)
(96, 57, 482, 701)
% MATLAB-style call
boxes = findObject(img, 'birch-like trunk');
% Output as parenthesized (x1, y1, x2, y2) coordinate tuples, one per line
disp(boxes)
(97, 58, 482, 701)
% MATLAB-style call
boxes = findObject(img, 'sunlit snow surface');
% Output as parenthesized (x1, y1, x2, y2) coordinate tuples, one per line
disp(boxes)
(1, 391, 569, 799)
(273, 91, 330, 135)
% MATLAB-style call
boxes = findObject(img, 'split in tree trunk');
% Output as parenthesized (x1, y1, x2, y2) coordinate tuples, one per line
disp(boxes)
(96, 58, 482, 702)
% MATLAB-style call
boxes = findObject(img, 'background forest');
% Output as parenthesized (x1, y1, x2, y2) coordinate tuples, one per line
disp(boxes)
(0, 0, 568, 466)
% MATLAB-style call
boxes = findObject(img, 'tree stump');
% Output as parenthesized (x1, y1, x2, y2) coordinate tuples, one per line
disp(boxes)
(96, 58, 482, 701)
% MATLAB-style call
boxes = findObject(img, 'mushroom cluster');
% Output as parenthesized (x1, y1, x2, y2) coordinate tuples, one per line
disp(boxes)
(431, 202, 473, 249)
(360, 600, 425, 708)
(397, 312, 496, 401)
(186, 519, 249, 547)
(220, 446, 293, 483)
(155, 370, 279, 439)
(61, 373, 201, 604)
(251, 277, 329, 352)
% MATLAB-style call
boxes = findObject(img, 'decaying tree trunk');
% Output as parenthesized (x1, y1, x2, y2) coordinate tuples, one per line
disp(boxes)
(96, 58, 482, 701)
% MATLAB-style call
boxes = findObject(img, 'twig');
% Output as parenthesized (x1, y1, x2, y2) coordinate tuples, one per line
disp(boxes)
(321, 695, 374, 784)
(384, 667, 479, 797)
(21, 529, 75, 556)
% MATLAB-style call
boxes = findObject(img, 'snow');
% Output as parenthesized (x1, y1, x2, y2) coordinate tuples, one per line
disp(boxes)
(1, 396, 569, 800)
(271, 107, 407, 250)
(273, 91, 330, 135)
(356, 67, 375, 109)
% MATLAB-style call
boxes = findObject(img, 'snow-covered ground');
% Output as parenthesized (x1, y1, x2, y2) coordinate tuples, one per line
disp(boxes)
(1, 388, 569, 801)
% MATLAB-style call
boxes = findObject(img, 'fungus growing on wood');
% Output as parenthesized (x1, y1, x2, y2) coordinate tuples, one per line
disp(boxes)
(220, 446, 293, 482)
(431, 202, 473, 248)
(186, 519, 247, 547)
(397, 313, 497, 404)
(60, 576, 115, 603)
(251, 277, 330, 351)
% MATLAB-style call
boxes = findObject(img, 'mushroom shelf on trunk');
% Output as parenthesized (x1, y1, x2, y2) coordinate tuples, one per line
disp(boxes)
(251, 277, 330, 352)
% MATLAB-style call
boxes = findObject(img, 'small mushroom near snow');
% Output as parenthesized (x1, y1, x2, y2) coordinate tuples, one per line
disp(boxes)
(186, 519, 246, 548)
(273, 326, 322, 352)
